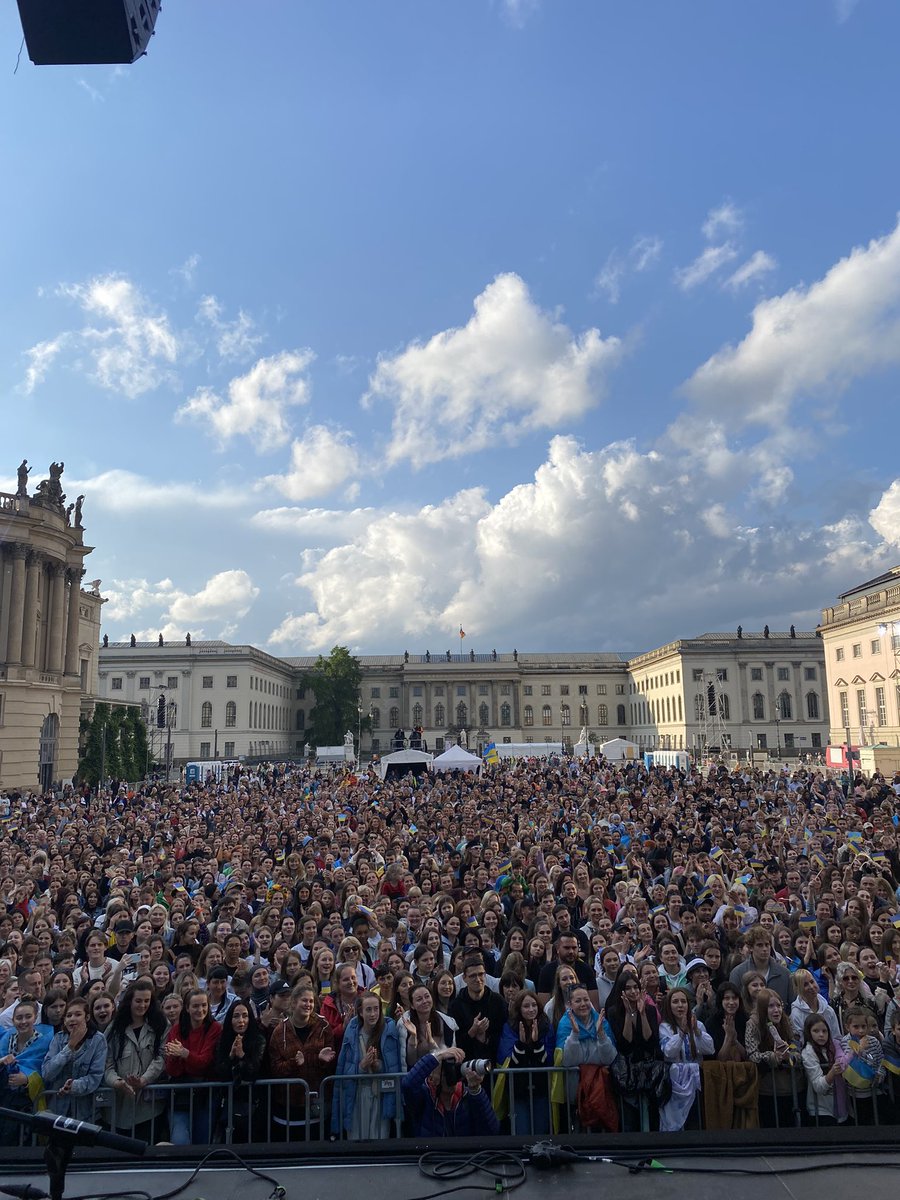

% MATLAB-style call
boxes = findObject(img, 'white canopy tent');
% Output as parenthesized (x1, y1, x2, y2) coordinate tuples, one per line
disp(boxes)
(377, 748, 434, 780)
(598, 736, 639, 761)
(432, 744, 482, 774)
(494, 742, 562, 760)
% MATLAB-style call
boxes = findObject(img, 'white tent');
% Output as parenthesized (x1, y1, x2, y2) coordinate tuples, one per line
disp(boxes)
(432, 744, 482, 774)
(495, 742, 562, 760)
(377, 748, 434, 779)
(599, 736, 639, 761)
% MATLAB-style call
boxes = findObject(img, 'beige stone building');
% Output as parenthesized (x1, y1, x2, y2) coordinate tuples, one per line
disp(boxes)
(819, 566, 900, 759)
(97, 632, 829, 764)
(0, 463, 103, 791)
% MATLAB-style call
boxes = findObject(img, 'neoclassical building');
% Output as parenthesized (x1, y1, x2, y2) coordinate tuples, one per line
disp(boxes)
(96, 630, 830, 764)
(819, 565, 900, 759)
(0, 462, 103, 791)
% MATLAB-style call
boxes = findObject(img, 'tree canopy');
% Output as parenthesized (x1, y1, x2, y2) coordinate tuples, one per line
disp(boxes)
(300, 645, 366, 749)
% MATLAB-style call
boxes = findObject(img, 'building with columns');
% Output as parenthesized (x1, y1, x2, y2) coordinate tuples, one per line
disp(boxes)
(819, 566, 900, 756)
(0, 463, 103, 791)
(96, 631, 829, 764)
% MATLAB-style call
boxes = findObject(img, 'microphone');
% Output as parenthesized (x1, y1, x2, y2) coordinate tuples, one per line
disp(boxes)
(0, 1108, 147, 1156)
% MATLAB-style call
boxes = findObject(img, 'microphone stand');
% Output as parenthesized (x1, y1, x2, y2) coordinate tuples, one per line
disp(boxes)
(0, 1107, 147, 1200)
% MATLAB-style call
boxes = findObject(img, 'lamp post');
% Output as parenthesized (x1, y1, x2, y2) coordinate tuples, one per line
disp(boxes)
(357, 701, 363, 767)
(774, 712, 781, 760)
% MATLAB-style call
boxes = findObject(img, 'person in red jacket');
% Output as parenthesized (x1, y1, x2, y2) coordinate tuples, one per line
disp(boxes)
(164, 988, 222, 1144)
(266, 984, 335, 1139)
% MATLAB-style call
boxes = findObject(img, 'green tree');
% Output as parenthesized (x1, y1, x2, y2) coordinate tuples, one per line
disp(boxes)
(77, 703, 108, 786)
(105, 706, 125, 780)
(301, 645, 368, 749)
(128, 707, 150, 779)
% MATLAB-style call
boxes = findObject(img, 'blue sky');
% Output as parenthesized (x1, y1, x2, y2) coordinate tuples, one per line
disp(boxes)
(2, 0, 899, 655)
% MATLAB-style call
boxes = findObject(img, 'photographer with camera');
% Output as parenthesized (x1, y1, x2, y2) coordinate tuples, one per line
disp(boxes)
(401, 1045, 499, 1137)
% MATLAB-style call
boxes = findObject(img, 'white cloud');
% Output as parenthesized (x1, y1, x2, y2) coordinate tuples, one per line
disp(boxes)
(22, 336, 68, 394)
(834, 0, 860, 22)
(365, 273, 622, 465)
(176, 349, 315, 451)
(250, 505, 377, 540)
(870, 480, 900, 548)
(197, 294, 264, 361)
(68, 469, 245, 513)
(684, 217, 900, 422)
(109, 569, 259, 641)
(502, 0, 539, 27)
(726, 250, 777, 291)
(259, 425, 361, 501)
(269, 488, 492, 648)
(675, 243, 739, 291)
(171, 253, 201, 286)
(77, 78, 105, 103)
(268, 431, 888, 653)
(702, 201, 744, 242)
(593, 235, 662, 303)
(27, 274, 179, 398)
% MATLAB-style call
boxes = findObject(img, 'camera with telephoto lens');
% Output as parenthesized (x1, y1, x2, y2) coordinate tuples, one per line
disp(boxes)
(463, 1058, 490, 1077)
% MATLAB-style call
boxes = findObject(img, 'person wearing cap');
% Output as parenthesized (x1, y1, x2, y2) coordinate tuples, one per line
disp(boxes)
(684, 958, 716, 1024)
(260, 980, 292, 1033)
(205, 966, 238, 1023)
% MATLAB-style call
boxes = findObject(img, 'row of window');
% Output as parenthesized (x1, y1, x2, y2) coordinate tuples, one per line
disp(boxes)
(838, 685, 899, 729)
(199, 701, 237, 728)
(251, 676, 290, 698)
(836, 635, 900, 662)
(114, 674, 240, 691)
(368, 682, 626, 699)
(198, 741, 235, 758)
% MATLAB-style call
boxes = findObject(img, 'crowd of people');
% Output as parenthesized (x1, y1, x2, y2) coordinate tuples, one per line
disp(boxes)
(1, 752, 900, 1145)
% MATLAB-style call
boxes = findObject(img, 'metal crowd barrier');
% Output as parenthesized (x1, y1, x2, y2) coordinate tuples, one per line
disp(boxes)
(2, 1063, 898, 1149)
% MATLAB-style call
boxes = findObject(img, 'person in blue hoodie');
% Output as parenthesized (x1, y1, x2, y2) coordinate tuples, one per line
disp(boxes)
(402, 1046, 500, 1137)
(0, 998, 52, 1145)
(41, 997, 107, 1121)
(331, 992, 401, 1141)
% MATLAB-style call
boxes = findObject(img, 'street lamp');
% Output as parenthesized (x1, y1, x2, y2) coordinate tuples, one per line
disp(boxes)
(774, 711, 781, 759)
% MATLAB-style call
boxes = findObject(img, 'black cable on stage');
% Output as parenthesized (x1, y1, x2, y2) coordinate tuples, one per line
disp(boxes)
(407, 1150, 528, 1200)
(63, 1148, 284, 1200)
(525, 1141, 900, 1177)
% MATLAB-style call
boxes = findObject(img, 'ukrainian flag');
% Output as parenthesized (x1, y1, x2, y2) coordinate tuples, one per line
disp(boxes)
(496, 858, 512, 878)
(484, 742, 499, 766)
(882, 1045, 900, 1077)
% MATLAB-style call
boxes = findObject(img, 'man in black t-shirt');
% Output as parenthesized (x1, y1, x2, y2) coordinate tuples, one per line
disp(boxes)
(537, 932, 598, 1008)
(449, 955, 507, 1063)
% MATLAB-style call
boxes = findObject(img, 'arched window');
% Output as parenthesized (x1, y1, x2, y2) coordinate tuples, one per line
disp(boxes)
(720, 694, 730, 720)
(201, 701, 212, 729)
(479, 702, 489, 726)
(296, 710, 305, 730)
(371, 706, 381, 727)
(778, 691, 792, 720)
(456, 702, 468, 727)
(598, 704, 608, 725)
(752, 692, 765, 720)
(542, 705, 552, 726)
(561, 704, 571, 727)
(806, 692, 820, 720)
(524, 705, 534, 727)
(434, 703, 444, 727)
(500, 702, 511, 726)
(412, 702, 423, 725)
(225, 701, 236, 728)
(389, 706, 400, 726)
(616, 704, 626, 725)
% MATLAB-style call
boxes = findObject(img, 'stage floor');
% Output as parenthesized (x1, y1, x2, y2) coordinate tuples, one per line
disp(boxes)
(5, 1152, 900, 1200)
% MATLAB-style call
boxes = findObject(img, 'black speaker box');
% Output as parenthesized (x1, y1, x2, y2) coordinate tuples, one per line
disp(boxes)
(17, 0, 161, 65)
